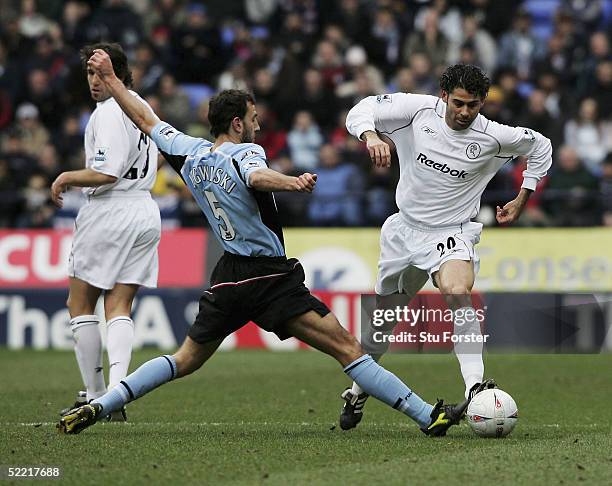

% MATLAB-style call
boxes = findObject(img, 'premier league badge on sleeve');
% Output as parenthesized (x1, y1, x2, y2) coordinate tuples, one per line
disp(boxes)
(94, 147, 108, 162)
(376, 94, 392, 104)
(466, 142, 481, 159)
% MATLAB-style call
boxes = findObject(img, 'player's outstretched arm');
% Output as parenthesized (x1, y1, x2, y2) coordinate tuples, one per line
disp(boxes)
(51, 168, 117, 207)
(249, 168, 317, 192)
(87, 49, 160, 136)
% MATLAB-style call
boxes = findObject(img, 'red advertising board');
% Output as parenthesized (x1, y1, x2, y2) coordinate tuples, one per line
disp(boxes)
(0, 229, 207, 288)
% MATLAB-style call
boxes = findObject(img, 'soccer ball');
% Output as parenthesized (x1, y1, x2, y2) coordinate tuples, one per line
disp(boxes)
(466, 388, 518, 438)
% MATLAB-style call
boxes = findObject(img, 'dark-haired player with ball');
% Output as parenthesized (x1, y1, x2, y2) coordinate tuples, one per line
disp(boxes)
(339, 64, 552, 430)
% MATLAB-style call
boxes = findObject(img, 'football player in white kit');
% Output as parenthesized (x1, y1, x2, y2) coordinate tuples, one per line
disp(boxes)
(339, 64, 552, 429)
(51, 43, 160, 421)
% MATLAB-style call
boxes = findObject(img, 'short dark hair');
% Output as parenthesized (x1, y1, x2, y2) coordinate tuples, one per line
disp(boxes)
(440, 64, 490, 99)
(80, 43, 133, 87)
(208, 89, 255, 138)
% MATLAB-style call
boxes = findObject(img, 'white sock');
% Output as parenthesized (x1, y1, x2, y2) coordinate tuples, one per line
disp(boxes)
(106, 316, 135, 389)
(453, 307, 484, 398)
(71, 315, 106, 401)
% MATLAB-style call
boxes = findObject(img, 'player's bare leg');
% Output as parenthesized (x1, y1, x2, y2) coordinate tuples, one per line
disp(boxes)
(58, 336, 223, 434)
(433, 259, 487, 398)
(285, 311, 466, 435)
(66, 277, 105, 404)
(173, 336, 223, 377)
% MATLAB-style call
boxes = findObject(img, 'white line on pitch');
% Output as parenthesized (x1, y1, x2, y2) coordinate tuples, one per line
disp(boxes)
(4, 422, 605, 428)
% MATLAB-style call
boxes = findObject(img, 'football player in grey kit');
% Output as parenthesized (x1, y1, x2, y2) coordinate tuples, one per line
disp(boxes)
(339, 64, 552, 429)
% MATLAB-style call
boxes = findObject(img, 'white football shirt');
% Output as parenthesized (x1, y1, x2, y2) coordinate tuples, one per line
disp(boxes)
(346, 93, 553, 226)
(83, 90, 158, 197)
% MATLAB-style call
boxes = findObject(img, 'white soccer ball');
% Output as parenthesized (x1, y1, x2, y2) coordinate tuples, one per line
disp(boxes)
(466, 388, 518, 438)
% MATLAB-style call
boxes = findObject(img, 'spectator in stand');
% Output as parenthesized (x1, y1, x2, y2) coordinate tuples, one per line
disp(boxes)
(287, 110, 324, 172)
(252, 67, 280, 115)
(518, 89, 564, 152)
(564, 98, 612, 175)
(252, 101, 287, 161)
(389, 67, 416, 93)
(88, 0, 143, 51)
(365, 165, 395, 226)
(406, 52, 438, 94)
(308, 144, 364, 226)
(37, 142, 62, 181)
(186, 99, 213, 141)
(13, 102, 49, 157)
(60, 1, 93, 49)
(367, 7, 402, 75)
(157, 73, 191, 131)
(269, 153, 310, 227)
(590, 60, 612, 115)
(480, 86, 512, 125)
(294, 68, 338, 129)
(311, 39, 346, 89)
(0, 156, 20, 227)
(328, 0, 370, 43)
(133, 41, 164, 93)
(498, 8, 546, 80)
(496, 68, 524, 123)
(170, 3, 224, 83)
(601, 154, 612, 226)
(26, 68, 63, 127)
(535, 71, 565, 120)
(54, 113, 85, 164)
(17, 172, 54, 228)
(447, 14, 497, 74)
(217, 60, 250, 92)
(1, 129, 37, 187)
(578, 31, 610, 97)
(404, 8, 449, 72)
(336, 46, 385, 101)
(544, 146, 601, 227)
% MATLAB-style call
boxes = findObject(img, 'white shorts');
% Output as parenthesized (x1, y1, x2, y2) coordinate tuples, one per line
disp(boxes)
(68, 192, 161, 290)
(375, 213, 482, 296)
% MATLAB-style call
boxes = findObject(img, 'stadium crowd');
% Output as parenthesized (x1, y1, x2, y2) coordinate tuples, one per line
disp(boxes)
(0, 0, 611, 228)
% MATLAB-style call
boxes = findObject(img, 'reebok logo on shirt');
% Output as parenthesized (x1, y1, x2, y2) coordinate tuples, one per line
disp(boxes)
(416, 153, 468, 179)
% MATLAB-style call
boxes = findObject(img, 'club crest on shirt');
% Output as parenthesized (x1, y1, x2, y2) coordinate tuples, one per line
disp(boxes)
(376, 94, 392, 103)
(466, 142, 481, 159)
(94, 147, 108, 162)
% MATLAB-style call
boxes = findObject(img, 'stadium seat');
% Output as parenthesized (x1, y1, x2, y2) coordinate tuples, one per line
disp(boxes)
(179, 84, 214, 110)
(523, 0, 561, 39)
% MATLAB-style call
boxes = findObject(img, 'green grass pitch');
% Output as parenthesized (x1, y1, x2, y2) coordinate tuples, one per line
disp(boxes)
(1, 350, 611, 485)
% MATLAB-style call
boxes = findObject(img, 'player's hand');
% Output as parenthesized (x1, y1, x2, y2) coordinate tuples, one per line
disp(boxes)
(87, 49, 115, 81)
(496, 198, 526, 224)
(50, 173, 68, 208)
(295, 173, 317, 192)
(365, 134, 391, 168)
